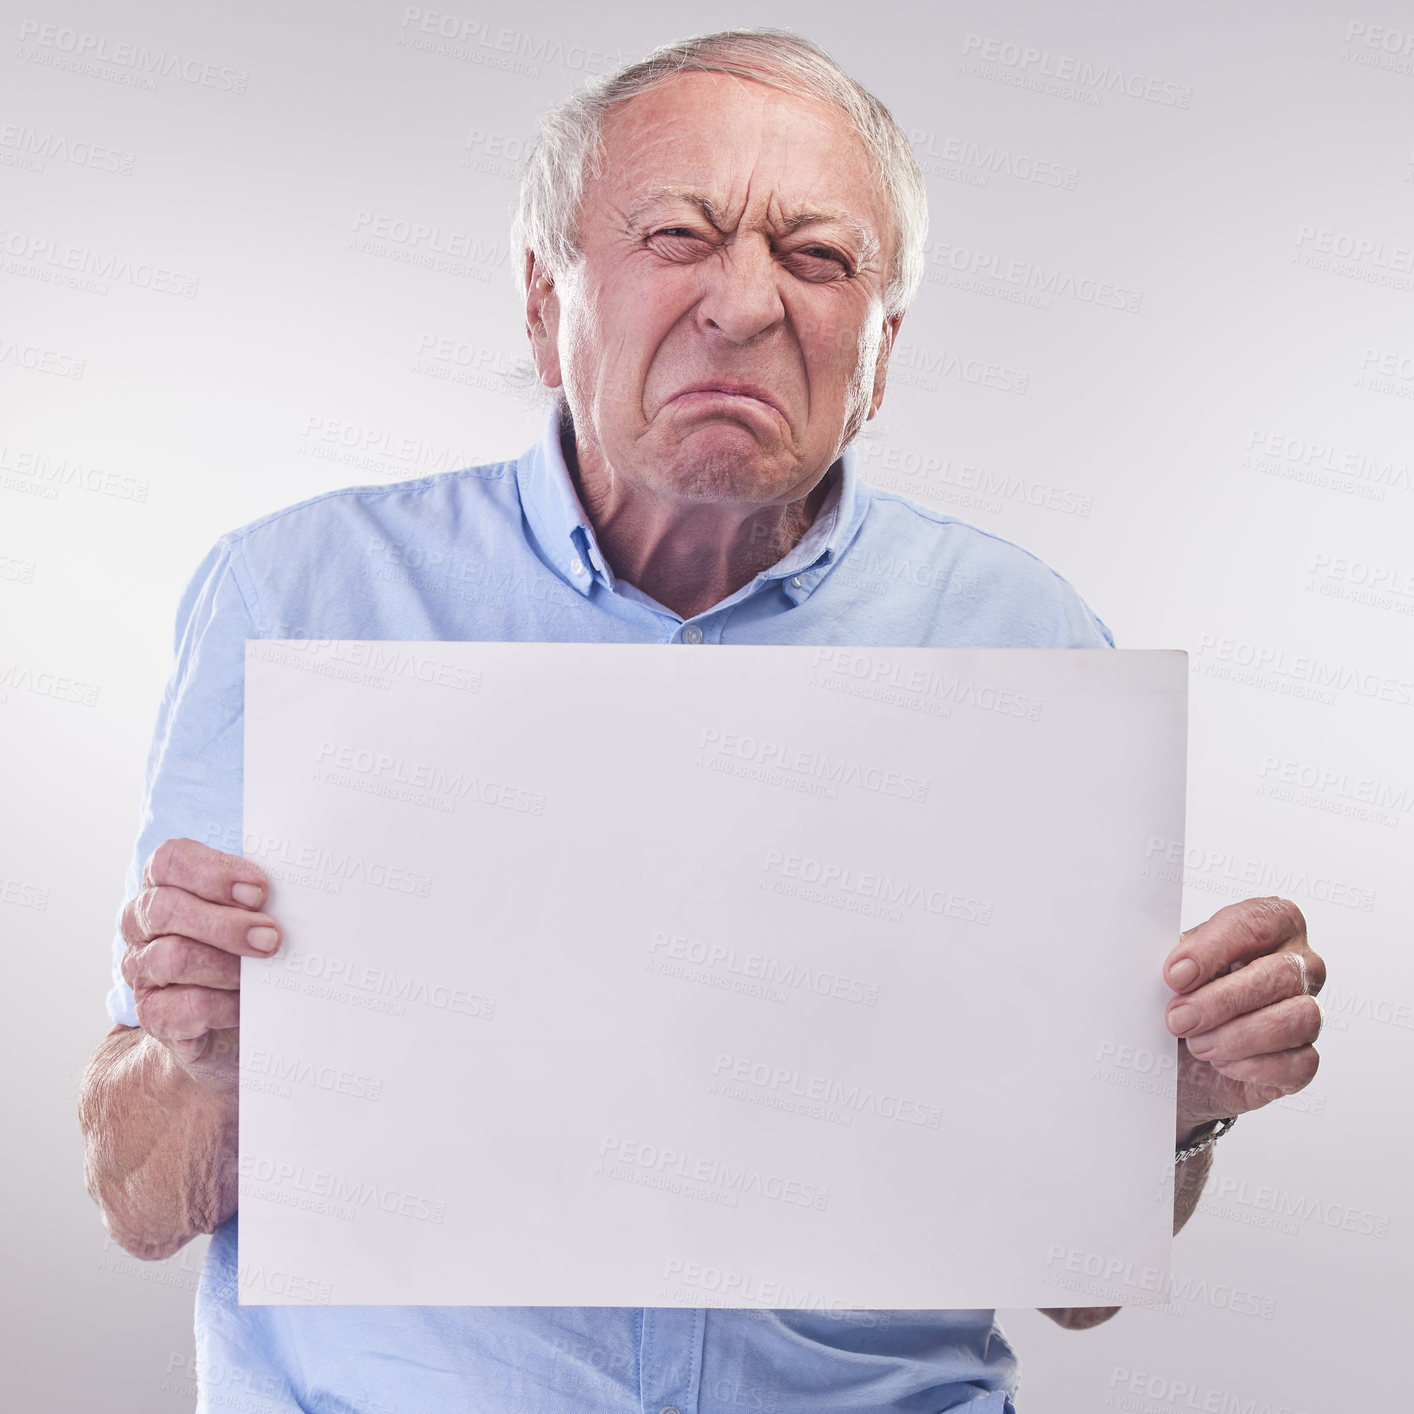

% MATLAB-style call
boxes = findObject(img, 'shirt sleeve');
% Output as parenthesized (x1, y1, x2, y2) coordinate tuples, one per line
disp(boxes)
(988, 544, 1116, 650)
(1049, 576, 1115, 649)
(107, 538, 259, 1026)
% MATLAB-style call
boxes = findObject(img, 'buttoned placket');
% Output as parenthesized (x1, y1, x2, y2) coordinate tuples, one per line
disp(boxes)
(638, 1306, 705, 1414)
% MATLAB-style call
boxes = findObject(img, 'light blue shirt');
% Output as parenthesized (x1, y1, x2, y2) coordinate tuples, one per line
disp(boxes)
(110, 412, 1112, 1413)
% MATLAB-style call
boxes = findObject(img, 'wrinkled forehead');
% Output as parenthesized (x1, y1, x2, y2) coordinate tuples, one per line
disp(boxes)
(591, 71, 890, 242)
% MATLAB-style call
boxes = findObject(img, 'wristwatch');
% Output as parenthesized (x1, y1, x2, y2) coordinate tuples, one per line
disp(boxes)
(1175, 1115, 1238, 1162)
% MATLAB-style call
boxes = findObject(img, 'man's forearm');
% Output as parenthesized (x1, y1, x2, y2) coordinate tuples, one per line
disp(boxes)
(1173, 1143, 1214, 1236)
(78, 1024, 238, 1260)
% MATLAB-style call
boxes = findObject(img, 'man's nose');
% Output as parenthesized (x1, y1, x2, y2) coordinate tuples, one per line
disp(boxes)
(695, 240, 785, 344)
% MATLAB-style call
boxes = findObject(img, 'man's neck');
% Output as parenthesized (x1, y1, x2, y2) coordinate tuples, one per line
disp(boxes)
(564, 428, 834, 621)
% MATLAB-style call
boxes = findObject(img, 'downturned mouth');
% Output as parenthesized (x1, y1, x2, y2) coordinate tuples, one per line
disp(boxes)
(671, 383, 787, 419)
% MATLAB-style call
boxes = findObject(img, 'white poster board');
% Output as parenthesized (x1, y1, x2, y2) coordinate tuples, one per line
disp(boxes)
(240, 643, 1185, 1309)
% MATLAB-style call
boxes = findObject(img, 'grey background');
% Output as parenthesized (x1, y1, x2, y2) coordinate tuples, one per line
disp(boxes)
(3, 0, 1410, 1408)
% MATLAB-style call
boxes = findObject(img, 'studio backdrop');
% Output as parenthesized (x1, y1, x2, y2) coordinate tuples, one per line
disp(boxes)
(3, 1, 1409, 1409)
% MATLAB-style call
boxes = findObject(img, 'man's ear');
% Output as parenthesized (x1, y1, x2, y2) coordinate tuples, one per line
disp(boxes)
(867, 312, 903, 420)
(524, 250, 563, 388)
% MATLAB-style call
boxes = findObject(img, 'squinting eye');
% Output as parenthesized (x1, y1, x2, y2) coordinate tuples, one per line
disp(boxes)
(647, 228, 717, 259)
(786, 247, 852, 278)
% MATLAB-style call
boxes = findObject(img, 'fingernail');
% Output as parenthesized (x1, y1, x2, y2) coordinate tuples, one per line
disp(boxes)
(1167, 1003, 1199, 1035)
(248, 926, 280, 953)
(232, 883, 263, 907)
(1186, 1034, 1215, 1055)
(1168, 958, 1199, 990)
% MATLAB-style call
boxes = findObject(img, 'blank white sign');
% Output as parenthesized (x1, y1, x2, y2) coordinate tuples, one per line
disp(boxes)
(240, 643, 1185, 1309)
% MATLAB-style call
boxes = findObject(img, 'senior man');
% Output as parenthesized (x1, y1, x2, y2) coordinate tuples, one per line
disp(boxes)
(80, 29, 1324, 1414)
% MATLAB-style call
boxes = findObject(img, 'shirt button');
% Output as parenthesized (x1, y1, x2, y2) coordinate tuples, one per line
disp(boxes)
(569, 557, 586, 576)
(791, 576, 804, 588)
(661, 1407, 681, 1414)
(681, 625, 704, 645)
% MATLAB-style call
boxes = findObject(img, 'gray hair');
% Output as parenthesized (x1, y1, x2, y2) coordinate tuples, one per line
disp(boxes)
(512, 28, 928, 320)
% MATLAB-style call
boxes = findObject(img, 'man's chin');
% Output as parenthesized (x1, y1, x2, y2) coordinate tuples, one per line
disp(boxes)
(644, 425, 798, 502)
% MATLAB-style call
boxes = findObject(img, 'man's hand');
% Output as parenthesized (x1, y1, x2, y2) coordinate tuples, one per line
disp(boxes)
(1163, 897, 1325, 1145)
(1039, 897, 1324, 1332)
(119, 837, 279, 1091)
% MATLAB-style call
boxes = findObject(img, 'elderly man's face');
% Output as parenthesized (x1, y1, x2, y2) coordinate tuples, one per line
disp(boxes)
(527, 71, 900, 507)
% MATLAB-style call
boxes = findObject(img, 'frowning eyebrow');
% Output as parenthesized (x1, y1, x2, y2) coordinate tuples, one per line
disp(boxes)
(625, 185, 881, 263)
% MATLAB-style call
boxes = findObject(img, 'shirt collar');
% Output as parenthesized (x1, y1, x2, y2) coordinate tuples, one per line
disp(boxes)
(515, 408, 868, 602)
(516, 409, 608, 595)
